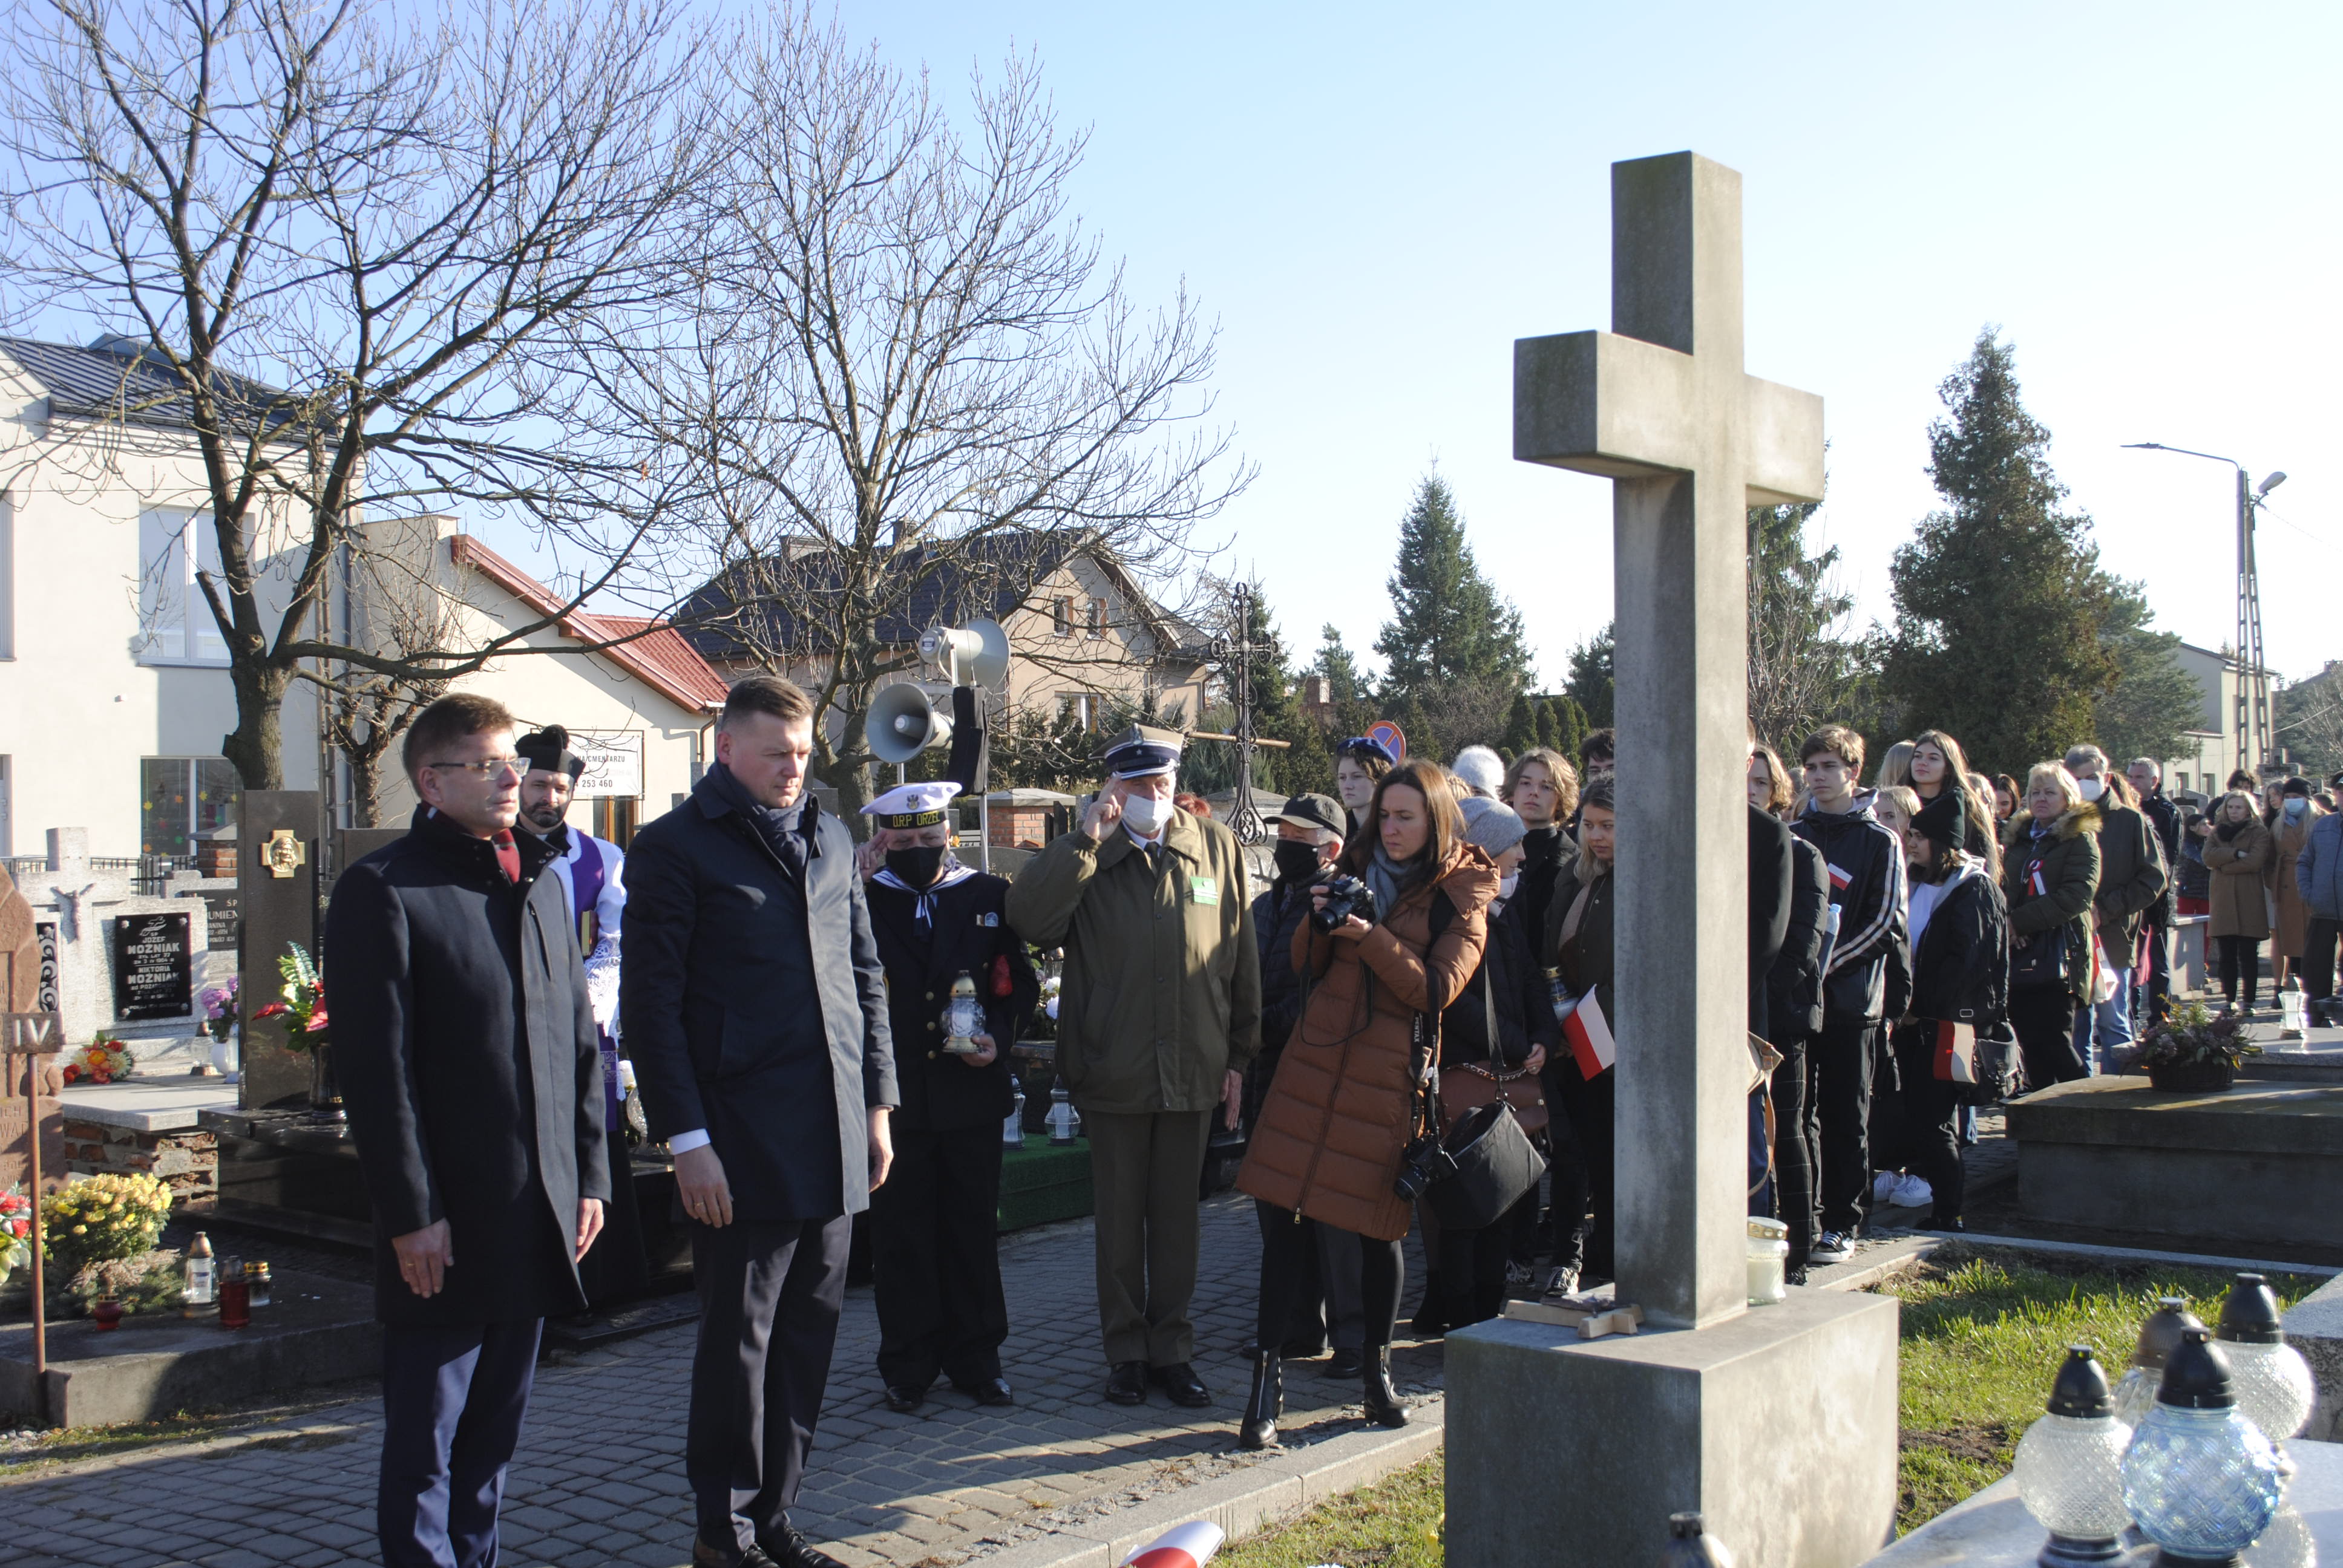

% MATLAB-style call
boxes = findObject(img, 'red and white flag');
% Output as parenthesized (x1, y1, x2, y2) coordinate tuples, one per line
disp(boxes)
(1827, 863, 1852, 892)
(1126, 1523, 1225, 1568)
(1561, 990, 1614, 1080)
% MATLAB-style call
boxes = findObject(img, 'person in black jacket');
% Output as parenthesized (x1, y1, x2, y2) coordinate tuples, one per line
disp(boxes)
(622, 676, 897, 1568)
(2127, 757, 2184, 1024)
(1750, 743, 1830, 1278)
(854, 783, 1037, 1414)
(327, 694, 609, 1568)
(1501, 748, 1580, 946)
(1791, 727, 1909, 1265)
(1888, 791, 2010, 1232)
(1247, 792, 1366, 1374)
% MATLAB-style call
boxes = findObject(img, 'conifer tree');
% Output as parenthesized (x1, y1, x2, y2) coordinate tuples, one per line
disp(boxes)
(1534, 699, 1562, 753)
(1885, 332, 2118, 775)
(1565, 627, 1616, 730)
(1374, 473, 1533, 704)
(1502, 692, 1539, 760)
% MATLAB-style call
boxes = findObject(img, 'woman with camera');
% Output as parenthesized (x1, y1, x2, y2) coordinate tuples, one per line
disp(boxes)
(1234, 759, 1498, 1449)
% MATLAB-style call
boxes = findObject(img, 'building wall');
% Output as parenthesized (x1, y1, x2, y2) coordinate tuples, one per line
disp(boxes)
(0, 356, 319, 859)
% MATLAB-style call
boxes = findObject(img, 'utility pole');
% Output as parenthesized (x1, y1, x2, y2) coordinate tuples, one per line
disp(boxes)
(2125, 443, 2286, 774)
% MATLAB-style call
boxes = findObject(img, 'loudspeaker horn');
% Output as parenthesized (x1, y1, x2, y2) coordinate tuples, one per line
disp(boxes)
(867, 683, 954, 765)
(917, 618, 1011, 688)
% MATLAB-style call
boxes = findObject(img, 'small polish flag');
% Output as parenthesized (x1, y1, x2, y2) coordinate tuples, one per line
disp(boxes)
(2030, 866, 2048, 896)
(1827, 863, 1852, 892)
(1126, 1522, 1225, 1568)
(1562, 991, 1615, 1080)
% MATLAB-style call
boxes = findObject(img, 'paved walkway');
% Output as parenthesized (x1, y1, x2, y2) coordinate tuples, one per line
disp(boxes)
(4, 1195, 1443, 1568)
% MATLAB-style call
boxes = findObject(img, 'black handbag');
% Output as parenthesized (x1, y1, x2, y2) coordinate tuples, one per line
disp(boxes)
(1424, 1096, 1548, 1230)
(1952, 1021, 2019, 1106)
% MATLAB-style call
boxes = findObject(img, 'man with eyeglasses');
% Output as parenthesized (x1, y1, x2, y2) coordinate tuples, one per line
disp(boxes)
(326, 693, 610, 1568)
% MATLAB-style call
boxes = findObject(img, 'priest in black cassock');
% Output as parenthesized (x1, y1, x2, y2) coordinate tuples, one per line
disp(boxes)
(856, 782, 1038, 1412)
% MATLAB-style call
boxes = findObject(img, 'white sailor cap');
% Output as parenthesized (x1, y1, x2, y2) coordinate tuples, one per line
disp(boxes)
(861, 781, 963, 829)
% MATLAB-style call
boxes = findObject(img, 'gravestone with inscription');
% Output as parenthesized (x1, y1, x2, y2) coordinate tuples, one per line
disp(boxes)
(0, 866, 65, 1194)
(9, 829, 210, 1066)
(1445, 153, 1899, 1568)
(111, 912, 194, 1022)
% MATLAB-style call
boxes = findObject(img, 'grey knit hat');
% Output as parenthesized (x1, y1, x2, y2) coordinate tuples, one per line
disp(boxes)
(1457, 795, 1528, 858)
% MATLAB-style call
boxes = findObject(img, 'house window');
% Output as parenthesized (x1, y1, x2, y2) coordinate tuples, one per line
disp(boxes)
(1086, 598, 1105, 639)
(140, 757, 240, 857)
(1058, 693, 1094, 731)
(1053, 598, 1073, 637)
(136, 509, 229, 665)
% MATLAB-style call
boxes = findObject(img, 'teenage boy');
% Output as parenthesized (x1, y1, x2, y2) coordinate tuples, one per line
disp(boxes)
(1790, 726, 1909, 1266)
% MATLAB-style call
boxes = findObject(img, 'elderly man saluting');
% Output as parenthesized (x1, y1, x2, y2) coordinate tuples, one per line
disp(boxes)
(1006, 724, 1260, 1409)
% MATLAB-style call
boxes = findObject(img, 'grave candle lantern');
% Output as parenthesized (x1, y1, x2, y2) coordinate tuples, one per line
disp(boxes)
(2120, 1328, 2282, 1568)
(2115, 1298, 2206, 1428)
(2014, 1345, 2133, 1568)
(2215, 1274, 2315, 1462)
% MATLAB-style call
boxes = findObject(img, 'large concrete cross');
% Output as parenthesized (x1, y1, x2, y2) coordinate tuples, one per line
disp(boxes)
(1515, 151, 1824, 1330)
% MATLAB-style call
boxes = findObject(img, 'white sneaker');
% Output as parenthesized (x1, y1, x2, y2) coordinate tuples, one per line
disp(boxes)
(1890, 1174, 1935, 1209)
(1811, 1231, 1855, 1265)
(1871, 1171, 1899, 1203)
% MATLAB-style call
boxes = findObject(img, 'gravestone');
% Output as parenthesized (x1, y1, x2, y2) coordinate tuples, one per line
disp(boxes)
(10, 829, 210, 1064)
(237, 791, 321, 1111)
(1446, 152, 1900, 1568)
(0, 867, 65, 1194)
(111, 912, 193, 1022)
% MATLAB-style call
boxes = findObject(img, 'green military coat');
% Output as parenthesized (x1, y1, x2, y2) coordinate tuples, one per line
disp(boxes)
(1005, 807, 1261, 1116)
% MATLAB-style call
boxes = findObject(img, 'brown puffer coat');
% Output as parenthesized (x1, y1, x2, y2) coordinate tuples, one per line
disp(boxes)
(1236, 844, 1498, 1241)
(2206, 818, 2272, 940)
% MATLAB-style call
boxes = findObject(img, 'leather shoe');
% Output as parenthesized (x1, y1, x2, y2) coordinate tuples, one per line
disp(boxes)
(959, 1377, 1015, 1406)
(1323, 1348, 1365, 1378)
(882, 1383, 926, 1413)
(693, 1537, 781, 1568)
(1105, 1360, 1149, 1405)
(761, 1522, 849, 1568)
(1151, 1361, 1211, 1408)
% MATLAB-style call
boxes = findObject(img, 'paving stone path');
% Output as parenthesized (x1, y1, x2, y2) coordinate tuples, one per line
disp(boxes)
(3, 1195, 1445, 1568)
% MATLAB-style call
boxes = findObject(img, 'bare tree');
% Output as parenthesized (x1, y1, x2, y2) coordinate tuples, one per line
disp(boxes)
(1, 0, 714, 788)
(316, 538, 462, 825)
(623, 6, 1248, 814)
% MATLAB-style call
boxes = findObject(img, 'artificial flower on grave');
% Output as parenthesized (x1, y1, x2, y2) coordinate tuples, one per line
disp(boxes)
(62, 1033, 133, 1085)
(198, 976, 240, 1045)
(0, 1186, 33, 1279)
(2123, 999, 2263, 1072)
(252, 941, 329, 1053)
(41, 1172, 172, 1276)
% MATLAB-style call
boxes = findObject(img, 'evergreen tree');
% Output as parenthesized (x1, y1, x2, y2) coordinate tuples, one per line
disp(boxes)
(1502, 691, 1539, 760)
(1885, 331, 2118, 776)
(2092, 581, 2209, 771)
(1748, 498, 1863, 757)
(1374, 474, 1533, 703)
(1565, 626, 1616, 730)
(1314, 624, 1365, 704)
(1552, 694, 1590, 763)
(1533, 699, 1562, 753)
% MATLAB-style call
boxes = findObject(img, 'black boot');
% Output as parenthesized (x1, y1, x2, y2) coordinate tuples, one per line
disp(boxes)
(1238, 1351, 1282, 1449)
(1362, 1346, 1407, 1428)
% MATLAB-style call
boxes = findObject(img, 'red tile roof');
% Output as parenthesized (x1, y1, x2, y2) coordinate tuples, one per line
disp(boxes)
(449, 535, 730, 713)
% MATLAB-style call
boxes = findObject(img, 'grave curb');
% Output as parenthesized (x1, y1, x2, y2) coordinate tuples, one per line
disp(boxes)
(968, 1397, 1446, 1568)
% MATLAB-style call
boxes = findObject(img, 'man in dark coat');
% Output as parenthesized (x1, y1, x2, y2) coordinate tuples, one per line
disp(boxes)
(623, 676, 897, 1568)
(854, 781, 1037, 1413)
(329, 693, 609, 1568)
(2127, 757, 2185, 1023)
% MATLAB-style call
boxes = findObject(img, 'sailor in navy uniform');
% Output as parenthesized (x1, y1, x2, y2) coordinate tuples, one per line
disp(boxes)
(516, 725, 649, 1302)
(857, 782, 1038, 1411)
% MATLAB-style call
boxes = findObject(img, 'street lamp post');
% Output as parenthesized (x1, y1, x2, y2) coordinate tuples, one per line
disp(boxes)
(2123, 443, 2287, 776)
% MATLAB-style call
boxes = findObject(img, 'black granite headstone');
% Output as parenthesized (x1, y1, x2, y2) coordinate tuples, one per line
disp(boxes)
(110, 911, 192, 1021)
(238, 791, 321, 1110)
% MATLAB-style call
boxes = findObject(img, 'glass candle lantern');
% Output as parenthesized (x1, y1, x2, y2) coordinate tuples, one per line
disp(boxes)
(1746, 1217, 1789, 1307)
(1003, 1088, 1027, 1149)
(2115, 1298, 2206, 1429)
(2217, 1275, 2316, 1457)
(942, 972, 984, 1056)
(2121, 1329, 2282, 1567)
(1659, 1512, 1734, 1568)
(182, 1230, 217, 1319)
(2014, 1345, 2134, 1568)
(1046, 1083, 1081, 1146)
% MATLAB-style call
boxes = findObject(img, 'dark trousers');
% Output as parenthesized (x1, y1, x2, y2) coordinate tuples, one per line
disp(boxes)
(1254, 1201, 1401, 1349)
(1890, 1025, 1965, 1224)
(1435, 1189, 1539, 1328)
(2307, 919, 2342, 1007)
(1769, 1039, 1815, 1268)
(2217, 935, 2264, 1008)
(378, 1318, 542, 1568)
(2144, 921, 2174, 1023)
(1545, 1067, 1614, 1278)
(2011, 984, 2085, 1088)
(1085, 1108, 1213, 1365)
(1809, 1012, 1876, 1236)
(870, 1125, 1008, 1390)
(689, 1215, 851, 1551)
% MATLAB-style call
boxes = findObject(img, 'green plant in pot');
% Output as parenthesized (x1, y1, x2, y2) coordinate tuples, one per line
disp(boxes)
(2129, 1001, 2260, 1092)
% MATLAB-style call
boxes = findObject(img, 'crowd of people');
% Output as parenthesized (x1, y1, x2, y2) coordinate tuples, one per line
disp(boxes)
(323, 676, 2343, 1566)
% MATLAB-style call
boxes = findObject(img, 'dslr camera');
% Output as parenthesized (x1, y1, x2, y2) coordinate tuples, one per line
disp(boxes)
(1311, 874, 1378, 933)
(1391, 1129, 1457, 1202)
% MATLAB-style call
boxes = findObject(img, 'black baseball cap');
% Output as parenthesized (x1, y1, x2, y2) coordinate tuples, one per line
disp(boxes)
(1265, 792, 1346, 839)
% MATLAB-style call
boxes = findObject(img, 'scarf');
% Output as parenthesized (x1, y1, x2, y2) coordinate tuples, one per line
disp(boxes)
(1365, 844, 1424, 922)
(707, 761, 811, 879)
(2216, 818, 2246, 844)
(873, 853, 979, 926)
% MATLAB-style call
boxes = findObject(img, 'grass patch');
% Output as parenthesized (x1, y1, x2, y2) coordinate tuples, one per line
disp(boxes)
(0, 1377, 373, 1479)
(1884, 1245, 2321, 1533)
(1217, 1453, 1444, 1568)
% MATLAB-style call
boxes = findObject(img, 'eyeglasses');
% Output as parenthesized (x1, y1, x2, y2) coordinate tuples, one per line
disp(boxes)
(424, 756, 526, 779)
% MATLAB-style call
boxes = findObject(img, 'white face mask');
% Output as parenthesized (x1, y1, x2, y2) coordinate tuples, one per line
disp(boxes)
(1120, 788, 1173, 837)
(2076, 777, 2105, 802)
(1497, 871, 1520, 901)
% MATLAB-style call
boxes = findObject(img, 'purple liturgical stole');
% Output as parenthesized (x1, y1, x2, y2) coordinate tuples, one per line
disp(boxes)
(565, 838, 622, 1133)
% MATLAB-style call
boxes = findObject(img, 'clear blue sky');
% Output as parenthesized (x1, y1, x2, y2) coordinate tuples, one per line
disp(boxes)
(836, 0, 2341, 688)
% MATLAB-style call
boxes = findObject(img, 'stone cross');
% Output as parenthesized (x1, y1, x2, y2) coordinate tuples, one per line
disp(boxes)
(1515, 152, 1823, 1329)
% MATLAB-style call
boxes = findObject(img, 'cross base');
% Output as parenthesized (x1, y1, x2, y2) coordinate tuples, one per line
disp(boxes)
(1446, 1287, 1900, 1568)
